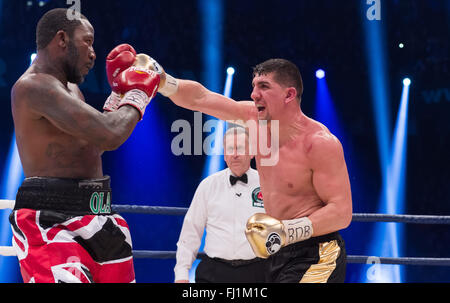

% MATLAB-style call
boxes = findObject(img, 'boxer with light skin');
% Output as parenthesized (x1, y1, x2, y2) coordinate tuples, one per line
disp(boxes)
(146, 56, 352, 282)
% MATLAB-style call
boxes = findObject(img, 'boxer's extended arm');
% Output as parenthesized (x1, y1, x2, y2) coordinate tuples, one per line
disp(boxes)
(12, 74, 140, 151)
(135, 54, 256, 122)
(307, 131, 353, 236)
(169, 80, 255, 122)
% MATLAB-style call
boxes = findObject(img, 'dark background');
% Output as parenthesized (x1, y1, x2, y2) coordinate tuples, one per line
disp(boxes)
(0, 0, 449, 283)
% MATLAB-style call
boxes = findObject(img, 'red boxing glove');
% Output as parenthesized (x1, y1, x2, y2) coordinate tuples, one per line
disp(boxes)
(114, 66, 160, 97)
(115, 67, 161, 119)
(106, 44, 137, 87)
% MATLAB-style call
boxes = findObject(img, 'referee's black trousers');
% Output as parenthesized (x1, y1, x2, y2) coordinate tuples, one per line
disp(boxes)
(195, 255, 267, 283)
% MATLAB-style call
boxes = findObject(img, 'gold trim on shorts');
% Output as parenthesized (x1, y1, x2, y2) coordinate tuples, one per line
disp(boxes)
(299, 240, 341, 283)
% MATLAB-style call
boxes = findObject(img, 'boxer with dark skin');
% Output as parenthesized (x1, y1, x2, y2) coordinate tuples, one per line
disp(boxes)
(11, 13, 138, 179)
(9, 8, 159, 283)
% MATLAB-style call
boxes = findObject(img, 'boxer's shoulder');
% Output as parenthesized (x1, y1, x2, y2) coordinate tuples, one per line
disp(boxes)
(13, 71, 61, 100)
(302, 121, 342, 160)
(12, 71, 78, 112)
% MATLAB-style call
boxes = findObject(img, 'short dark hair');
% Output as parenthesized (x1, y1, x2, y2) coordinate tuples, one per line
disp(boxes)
(252, 58, 304, 101)
(36, 8, 87, 50)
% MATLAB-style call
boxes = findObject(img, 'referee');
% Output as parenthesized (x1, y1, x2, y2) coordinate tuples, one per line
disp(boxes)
(174, 127, 266, 283)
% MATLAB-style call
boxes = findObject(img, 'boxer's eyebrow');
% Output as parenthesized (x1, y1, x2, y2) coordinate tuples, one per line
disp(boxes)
(83, 33, 94, 45)
(253, 80, 270, 88)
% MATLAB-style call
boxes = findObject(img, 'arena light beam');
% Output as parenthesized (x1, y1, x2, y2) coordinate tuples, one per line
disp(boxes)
(360, 1, 402, 282)
(199, 0, 225, 178)
(0, 54, 36, 282)
(366, 79, 411, 283)
(193, 1, 226, 281)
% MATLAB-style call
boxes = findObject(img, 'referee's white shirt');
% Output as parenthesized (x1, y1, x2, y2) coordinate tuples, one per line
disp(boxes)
(174, 167, 264, 281)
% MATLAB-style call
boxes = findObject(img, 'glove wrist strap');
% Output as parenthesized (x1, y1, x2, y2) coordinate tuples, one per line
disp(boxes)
(159, 73, 179, 97)
(103, 91, 121, 112)
(282, 217, 313, 245)
(118, 89, 150, 120)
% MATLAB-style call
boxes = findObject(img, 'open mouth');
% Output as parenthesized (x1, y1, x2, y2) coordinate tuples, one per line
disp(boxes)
(256, 105, 266, 112)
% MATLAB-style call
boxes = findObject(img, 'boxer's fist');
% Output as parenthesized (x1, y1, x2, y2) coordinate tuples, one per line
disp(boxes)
(115, 67, 160, 119)
(106, 44, 137, 87)
(245, 213, 313, 258)
(114, 66, 160, 97)
(132, 54, 178, 97)
(245, 213, 287, 258)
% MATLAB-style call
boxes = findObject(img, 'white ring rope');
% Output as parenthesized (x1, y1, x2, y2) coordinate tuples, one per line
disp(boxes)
(0, 246, 16, 256)
(2, 199, 450, 266)
(0, 199, 15, 210)
(0, 200, 15, 256)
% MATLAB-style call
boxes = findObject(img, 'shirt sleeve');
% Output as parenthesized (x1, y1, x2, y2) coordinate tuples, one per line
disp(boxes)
(174, 180, 209, 281)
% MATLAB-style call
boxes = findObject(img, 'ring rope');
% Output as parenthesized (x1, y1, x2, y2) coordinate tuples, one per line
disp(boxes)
(1, 199, 450, 224)
(1, 247, 448, 266)
(0, 246, 16, 256)
(2, 199, 450, 266)
(112, 204, 450, 225)
(132, 251, 450, 266)
(112, 204, 189, 216)
(0, 200, 15, 210)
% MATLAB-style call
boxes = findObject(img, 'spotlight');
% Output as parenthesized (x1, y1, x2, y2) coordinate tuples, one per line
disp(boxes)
(402, 78, 411, 86)
(226, 67, 235, 75)
(30, 53, 37, 64)
(315, 69, 325, 79)
(398, 43, 404, 49)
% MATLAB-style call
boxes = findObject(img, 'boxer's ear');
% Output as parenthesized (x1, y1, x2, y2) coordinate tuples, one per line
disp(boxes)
(284, 87, 297, 104)
(55, 30, 70, 49)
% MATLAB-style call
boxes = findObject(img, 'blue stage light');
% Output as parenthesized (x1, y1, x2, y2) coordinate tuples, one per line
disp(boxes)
(0, 135, 24, 282)
(315, 69, 325, 79)
(361, 2, 401, 282)
(364, 79, 411, 283)
(193, 0, 226, 283)
(0, 52, 37, 282)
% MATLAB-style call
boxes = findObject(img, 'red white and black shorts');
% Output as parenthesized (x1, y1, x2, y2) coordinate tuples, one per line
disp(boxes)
(9, 176, 135, 283)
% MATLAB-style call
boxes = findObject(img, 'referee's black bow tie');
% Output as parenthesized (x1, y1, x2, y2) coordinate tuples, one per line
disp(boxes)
(230, 173, 248, 186)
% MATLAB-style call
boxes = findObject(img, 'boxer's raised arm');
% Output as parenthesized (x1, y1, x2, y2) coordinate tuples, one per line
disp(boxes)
(169, 79, 255, 122)
(133, 54, 257, 122)
(12, 74, 143, 151)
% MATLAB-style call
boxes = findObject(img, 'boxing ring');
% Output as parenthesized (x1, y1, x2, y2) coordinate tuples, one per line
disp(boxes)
(2, 199, 450, 267)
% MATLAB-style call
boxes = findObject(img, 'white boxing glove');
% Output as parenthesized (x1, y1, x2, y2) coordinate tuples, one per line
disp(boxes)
(133, 53, 179, 97)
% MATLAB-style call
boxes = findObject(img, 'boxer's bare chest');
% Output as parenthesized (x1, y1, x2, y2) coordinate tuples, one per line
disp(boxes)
(18, 117, 103, 178)
(15, 88, 103, 179)
(255, 135, 323, 219)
